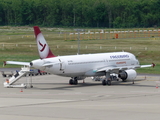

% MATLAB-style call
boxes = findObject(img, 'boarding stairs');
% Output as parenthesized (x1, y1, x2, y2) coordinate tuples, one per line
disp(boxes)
(3, 67, 30, 88)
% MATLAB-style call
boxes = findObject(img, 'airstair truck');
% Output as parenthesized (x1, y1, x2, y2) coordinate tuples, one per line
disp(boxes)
(3, 67, 30, 88)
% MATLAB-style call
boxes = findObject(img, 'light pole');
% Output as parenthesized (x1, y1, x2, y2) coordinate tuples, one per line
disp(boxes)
(75, 29, 84, 54)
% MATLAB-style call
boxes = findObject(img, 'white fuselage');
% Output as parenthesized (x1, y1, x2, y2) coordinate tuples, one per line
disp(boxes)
(31, 52, 139, 77)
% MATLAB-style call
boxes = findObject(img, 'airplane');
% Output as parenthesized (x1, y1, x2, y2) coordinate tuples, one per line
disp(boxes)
(4, 26, 155, 86)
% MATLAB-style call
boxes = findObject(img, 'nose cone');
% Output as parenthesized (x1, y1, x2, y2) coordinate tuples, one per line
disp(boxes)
(30, 59, 44, 69)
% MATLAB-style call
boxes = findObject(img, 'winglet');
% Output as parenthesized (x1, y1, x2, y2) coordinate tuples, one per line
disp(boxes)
(3, 61, 6, 67)
(152, 63, 155, 68)
(33, 26, 56, 59)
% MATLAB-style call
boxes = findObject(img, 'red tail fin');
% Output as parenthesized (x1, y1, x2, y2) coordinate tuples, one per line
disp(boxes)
(33, 26, 56, 59)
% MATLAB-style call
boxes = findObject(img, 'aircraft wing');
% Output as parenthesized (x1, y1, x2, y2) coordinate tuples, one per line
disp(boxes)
(4, 61, 30, 66)
(96, 63, 155, 73)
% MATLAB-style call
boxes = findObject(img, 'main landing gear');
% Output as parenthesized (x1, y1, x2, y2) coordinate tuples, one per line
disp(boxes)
(102, 72, 112, 86)
(102, 79, 111, 86)
(69, 77, 78, 85)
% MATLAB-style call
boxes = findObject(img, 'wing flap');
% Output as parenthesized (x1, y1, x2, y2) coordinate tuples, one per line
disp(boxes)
(96, 65, 141, 73)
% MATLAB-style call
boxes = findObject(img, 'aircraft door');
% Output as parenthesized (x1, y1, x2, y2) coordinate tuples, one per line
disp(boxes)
(59, 59, 66, 72)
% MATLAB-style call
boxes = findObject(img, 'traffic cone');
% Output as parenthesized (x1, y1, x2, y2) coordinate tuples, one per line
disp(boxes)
(156, 84, 158, 89)
(20, 89, 23, 92)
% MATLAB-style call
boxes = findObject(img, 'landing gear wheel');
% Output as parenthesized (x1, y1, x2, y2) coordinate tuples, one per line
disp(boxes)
(69, 79, 74, 85)
(74, 80, 78, 85)
(102, 80, 107, 85)
(107, 80, 111, 86)
(113, 76, 117, 80)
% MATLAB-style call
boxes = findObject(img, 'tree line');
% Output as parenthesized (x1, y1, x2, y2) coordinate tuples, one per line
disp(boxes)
(0, 0, 159, 28)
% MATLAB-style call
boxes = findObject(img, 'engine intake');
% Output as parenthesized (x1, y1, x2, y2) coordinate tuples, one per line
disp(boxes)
(118, 69, 137, 81)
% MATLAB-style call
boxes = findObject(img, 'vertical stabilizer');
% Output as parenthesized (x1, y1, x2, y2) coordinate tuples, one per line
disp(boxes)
(33, 26, 56, 59)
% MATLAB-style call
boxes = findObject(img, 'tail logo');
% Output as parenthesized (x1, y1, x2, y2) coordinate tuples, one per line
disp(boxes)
(39, 41, 46, 52)
(34, 26, 56, 58)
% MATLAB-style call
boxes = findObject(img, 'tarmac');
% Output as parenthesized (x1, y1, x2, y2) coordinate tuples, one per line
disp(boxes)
(0, 70, 160, 120)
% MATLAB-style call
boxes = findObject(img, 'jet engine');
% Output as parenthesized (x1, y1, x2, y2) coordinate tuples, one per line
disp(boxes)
(118, 69, 137, 81)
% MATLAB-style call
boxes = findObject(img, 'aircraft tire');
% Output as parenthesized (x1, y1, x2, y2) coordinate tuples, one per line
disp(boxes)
(107, 80, 111, 86)
(74, 80, 78, 85)
(102, 80, 107, 85)
(69, 79, 74, 85)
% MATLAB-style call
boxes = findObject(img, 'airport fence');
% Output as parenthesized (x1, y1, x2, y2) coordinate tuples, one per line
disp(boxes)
(67, 29, 160, 40)
(0, 29, 160, 41)
(0, 28, 159, 55)
(0, 43, 159, 52)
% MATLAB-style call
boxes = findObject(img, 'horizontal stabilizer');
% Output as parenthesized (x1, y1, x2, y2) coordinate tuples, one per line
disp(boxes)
(4, 61, 30, 66)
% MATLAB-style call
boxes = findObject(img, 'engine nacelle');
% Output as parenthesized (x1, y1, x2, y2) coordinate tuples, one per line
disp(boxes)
(118, 69, 137, 81)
